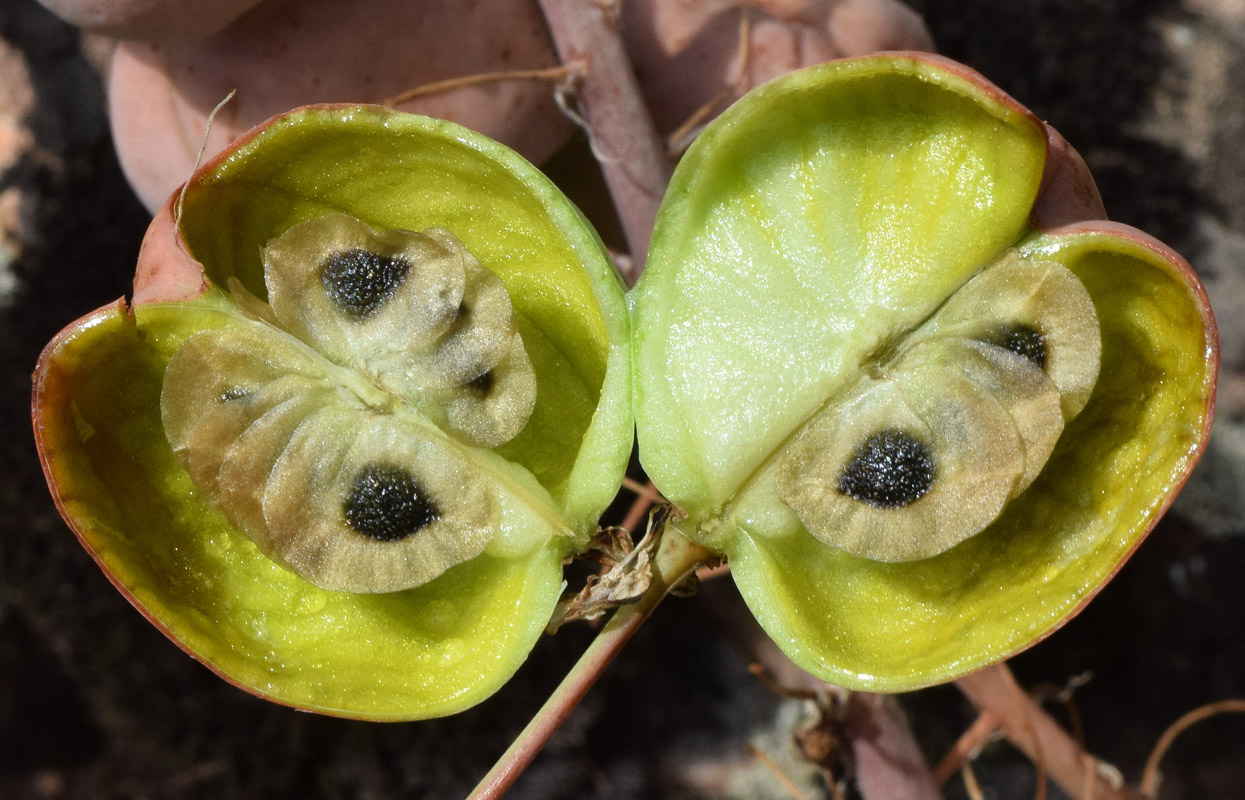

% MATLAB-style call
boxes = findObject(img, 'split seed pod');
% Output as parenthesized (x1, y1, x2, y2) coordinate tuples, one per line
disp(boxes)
(33, 106, 632, 719)
(631, 54, 1217, 691)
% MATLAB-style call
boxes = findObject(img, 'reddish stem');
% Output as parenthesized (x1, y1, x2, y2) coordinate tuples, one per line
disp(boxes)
(467, 526, 712, 800)
(538, 0, 670, 278)
(956, 664, 1144, 800)
(1139, 698, 1245, 797)
(932, 710, 999, 786)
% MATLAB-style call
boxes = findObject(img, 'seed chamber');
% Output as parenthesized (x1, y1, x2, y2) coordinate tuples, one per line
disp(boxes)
(160, 213, 540, 593)
(772, 250, 1102, 562)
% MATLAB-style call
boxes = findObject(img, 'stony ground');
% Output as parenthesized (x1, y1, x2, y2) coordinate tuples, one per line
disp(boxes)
(2, 0, 1243, 798)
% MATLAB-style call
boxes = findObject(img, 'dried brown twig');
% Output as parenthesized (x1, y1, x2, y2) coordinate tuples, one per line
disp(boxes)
(1030, 672, 1093, 746)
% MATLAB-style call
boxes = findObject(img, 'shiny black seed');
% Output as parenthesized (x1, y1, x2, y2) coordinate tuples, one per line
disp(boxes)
(343, 464, 439, 542)
(466, 370, 494, 397)
(992, 324, 1047, 369)
(838, 428, 935, 508)
(321, 248, 410, 318)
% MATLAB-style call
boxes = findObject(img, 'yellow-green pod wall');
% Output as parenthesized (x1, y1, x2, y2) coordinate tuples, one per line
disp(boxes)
(631, 55, 1217, 691)
(34, 106, 634, 719)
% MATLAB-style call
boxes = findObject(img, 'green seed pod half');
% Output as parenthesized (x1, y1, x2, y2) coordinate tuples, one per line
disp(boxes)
(33, 106, 633, 720)
(631, 54, 1217, 691)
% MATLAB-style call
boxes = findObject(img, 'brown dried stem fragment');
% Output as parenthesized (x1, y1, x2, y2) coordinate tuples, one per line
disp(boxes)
(544, 510, 665, 633)
(580, 525, 636, 567)
(937, 672, 1092, 788)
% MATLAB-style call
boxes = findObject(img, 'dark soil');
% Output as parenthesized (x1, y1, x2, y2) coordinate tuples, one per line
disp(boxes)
(2, 1, 1242, 798)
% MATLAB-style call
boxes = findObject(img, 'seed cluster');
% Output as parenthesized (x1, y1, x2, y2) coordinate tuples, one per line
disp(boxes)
(994, 324, 1047, 369)
(838, 428, 935, 508)
(321, 248, 411, 319)
(343, 463, 440, 541)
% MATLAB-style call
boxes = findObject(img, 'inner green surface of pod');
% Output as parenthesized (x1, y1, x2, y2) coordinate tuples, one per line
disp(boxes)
(631, 56, 1214, 691)
(632, 57, 1048, 519)
(36, 106, 636, 718)
(179, 107, 631, 527)
(38, 302, 569, 719)
(725, 231, 1213, 689)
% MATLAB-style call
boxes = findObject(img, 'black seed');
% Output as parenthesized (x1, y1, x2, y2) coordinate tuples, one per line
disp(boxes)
(466, 370, 494, 397)
(343, 463, 439, 542)
(837, 428, 935, 508)
(991, 324, 1047, 369)
(321, 248, 410, 319)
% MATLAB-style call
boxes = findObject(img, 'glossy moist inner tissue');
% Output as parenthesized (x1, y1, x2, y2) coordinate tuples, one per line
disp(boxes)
(160, 213, 537, 593)
(775, 250, 1101, 562)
